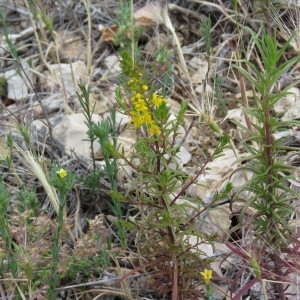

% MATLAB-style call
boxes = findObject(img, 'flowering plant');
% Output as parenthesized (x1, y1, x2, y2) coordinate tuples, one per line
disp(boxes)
(104, 49, 232, 299)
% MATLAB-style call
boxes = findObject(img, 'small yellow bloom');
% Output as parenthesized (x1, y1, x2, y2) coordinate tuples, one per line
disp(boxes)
(130, 111, 144, 128)
(135, 93, 142, 99)
(201, 269, 212, 285)
(143, 112, 153, 124)
(57, 168, 67, 179)
(142, 85, 149, 91)
(135, 100, 148, 112)
(151, 94, 167, 107)
(149, 123, 160, 135)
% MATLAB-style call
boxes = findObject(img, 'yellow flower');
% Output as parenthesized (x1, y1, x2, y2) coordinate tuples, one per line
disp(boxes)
(201, 269, 212, 285)
(151, 94, 167, 107)
(131, 115, 143, 128)
(133, 99, 148, 112)
(143, 112, 152, 124)
(149, 122, 160, 135)
(135, 93, 142, 99)
(57, 168, 67, 179)
(128, 82, 162, 135)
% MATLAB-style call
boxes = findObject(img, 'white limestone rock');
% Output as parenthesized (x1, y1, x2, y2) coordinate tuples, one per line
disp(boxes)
(167, 145, 192, 170)
(199, 204, 232, 241)
(187, 149, 238, 203)
(274, 87, 300, 121)
(116, 135, 136, 158)
(5, 62, 32, 102)
(185, 235, 214, 258)
(103, 54, 121, 75)
(102, 111, 131, 131)
(46, 61, 88, 95)
(226, 107, 250, 139)
(52, 113, 101, 157)
(31, 93, 63, 116)
(188, 173, 222, 204)
(189, 56, 208, 84)
(30, 119, 49, 142)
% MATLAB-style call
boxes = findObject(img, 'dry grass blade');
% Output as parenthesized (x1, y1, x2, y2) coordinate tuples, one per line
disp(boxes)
(267, 3, 300, 54)
(161, 3, 196, 98)
(13, 142, 60, 213)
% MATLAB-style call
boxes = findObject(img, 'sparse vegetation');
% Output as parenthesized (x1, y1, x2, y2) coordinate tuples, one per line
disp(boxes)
(1, 0, 300, 299)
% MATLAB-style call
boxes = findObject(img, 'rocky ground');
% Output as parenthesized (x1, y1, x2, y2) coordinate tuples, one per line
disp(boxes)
(1, 0, 300, 299)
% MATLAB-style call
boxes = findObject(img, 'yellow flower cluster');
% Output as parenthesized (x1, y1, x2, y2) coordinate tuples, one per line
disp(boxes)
(151, 94, 167, 107)
(127, 76, 167, 136)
